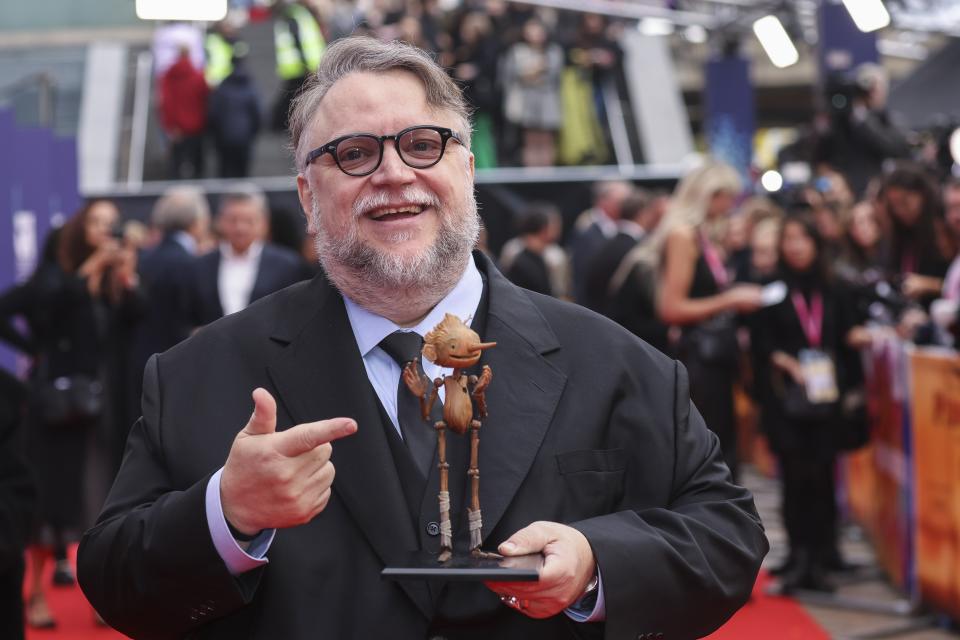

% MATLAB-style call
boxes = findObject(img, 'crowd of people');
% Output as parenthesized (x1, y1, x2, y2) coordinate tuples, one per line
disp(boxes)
(0, 184, 314, 631)
(154, 0, 626, 179)
(495, 157, 960, 593)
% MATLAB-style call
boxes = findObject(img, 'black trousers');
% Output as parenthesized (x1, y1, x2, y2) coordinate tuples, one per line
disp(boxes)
(216, 143, 252, 178)
(780, 453, 837, 561)
(0, 556, 25, 640)
(169, 134, 204, 180)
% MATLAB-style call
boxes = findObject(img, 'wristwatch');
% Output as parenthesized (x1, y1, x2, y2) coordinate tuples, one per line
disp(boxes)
(578, 569, 600, 609)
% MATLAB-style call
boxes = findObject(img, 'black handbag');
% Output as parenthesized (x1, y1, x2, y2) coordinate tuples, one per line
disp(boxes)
(782, 383, 837, 422)
(32, 370, 103, 428)
(685, 314, 739, 366)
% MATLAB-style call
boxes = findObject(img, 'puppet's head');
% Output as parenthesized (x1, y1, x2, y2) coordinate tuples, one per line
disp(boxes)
(422, 314, 496, 368)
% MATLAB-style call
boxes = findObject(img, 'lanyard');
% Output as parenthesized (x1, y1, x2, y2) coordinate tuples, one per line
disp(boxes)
(699, 232, 729, 288)
(901, 249, 917, 275)
(790, 290, 824, 349)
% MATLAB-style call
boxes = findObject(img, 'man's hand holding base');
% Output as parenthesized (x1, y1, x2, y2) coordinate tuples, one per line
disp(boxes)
(220, 388, 357, 536)
(485, 521, 596, 619)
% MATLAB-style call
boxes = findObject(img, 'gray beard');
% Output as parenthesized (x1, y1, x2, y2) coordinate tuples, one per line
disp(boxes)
(311, 183, 480, 319)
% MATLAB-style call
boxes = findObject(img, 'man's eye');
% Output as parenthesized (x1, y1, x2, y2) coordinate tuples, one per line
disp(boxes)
(340, 147, 371, 162)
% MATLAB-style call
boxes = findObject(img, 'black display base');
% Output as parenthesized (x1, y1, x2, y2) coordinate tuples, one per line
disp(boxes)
(381, 551, 542, 581)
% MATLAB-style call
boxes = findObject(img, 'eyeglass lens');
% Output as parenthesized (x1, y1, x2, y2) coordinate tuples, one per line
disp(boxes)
(336, 128, 446, 175)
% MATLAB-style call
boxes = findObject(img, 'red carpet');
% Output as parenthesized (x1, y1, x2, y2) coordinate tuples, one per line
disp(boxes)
(706, 571, 830, 639)
(23, 546, 125, 640)
(25, 553, 822, 639)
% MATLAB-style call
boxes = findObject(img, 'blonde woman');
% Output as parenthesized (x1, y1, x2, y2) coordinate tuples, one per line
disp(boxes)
(613, 161, 763, 479)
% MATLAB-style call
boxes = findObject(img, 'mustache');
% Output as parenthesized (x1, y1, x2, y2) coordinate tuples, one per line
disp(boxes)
(352, 187, 442, 217)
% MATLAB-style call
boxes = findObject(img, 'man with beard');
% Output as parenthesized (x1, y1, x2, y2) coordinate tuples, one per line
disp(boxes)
(77, 37, 766, 640)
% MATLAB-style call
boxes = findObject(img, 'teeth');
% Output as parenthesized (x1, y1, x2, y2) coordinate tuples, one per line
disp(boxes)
(371, 205, 424, 219)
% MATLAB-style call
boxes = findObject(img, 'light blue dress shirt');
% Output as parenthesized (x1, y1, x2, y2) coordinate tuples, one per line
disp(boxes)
(203, 254, 603, 621)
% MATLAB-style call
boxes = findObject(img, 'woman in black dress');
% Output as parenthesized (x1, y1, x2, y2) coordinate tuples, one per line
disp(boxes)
(620, 161, 764, 479)
(0, 200, 141, 627)
(754, 215, 867, 592)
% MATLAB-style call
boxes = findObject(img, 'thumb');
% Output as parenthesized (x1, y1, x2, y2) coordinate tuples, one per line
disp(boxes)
(499, 522, 553, 556)
(243, 388, 277, 436)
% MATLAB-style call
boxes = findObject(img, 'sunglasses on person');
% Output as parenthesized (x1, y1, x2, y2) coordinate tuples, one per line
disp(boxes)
(304, 125, 464, 176)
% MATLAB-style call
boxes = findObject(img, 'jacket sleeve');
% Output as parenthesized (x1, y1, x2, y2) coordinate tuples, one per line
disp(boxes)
(571, 359, 768, 640)
(77, 354, 263, 639)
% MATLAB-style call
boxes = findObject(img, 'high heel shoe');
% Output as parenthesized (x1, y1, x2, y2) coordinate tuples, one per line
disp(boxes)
(26, 594, 57, 629)
(52, 559, 76, 586)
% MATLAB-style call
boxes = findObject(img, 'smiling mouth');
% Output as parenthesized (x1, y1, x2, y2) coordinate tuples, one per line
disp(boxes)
(448, 352, 480, 362)
(368, 205, 426, 221)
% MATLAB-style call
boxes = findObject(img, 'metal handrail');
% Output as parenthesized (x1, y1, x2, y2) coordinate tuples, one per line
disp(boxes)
(0, 72, 57, 127)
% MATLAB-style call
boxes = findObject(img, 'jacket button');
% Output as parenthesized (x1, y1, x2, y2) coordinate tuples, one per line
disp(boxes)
(426, 522, 440, 536)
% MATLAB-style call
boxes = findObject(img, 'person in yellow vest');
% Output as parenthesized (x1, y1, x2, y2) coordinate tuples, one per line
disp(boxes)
(205, 20, 238, 88)
(271, 0, 325, 131)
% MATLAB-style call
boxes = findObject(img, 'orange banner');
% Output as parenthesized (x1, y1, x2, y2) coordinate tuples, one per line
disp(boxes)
(911, 350, 960, 619)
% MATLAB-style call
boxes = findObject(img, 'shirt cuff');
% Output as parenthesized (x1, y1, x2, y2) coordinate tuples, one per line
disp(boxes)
(205, 467, 276, 575)
(564, 567, 606, 622)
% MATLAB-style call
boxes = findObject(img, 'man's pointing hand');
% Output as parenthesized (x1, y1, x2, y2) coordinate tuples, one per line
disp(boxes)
(221, 388, 357, 536)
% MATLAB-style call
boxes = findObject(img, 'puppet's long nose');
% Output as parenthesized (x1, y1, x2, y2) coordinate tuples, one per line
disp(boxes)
(475, 341, 497, 350)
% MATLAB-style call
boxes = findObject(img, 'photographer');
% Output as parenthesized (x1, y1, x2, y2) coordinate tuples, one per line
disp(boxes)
(818, 63, 911, 198)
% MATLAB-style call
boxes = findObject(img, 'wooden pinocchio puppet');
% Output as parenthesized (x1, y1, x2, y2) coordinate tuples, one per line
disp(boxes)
(401, 313, 496, 562)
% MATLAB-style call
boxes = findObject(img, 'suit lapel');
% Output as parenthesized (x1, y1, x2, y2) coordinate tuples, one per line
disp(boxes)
(250, 246, 272, 303)
(265, 275, 432, 619)
(204, 252, 224, 319)
(470, 254, 567, 544)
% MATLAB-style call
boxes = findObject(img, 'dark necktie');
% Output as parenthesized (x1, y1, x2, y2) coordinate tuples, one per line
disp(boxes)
(379, 331, 439, 479)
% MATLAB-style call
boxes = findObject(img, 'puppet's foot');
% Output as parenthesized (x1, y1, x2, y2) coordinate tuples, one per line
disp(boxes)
(438, 548, 452, 563)
(470, 548, 502, 560)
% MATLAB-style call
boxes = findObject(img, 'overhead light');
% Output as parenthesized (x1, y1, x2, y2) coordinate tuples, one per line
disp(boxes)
(638, 18, 675, 37)
(752, 15, 799, 68)
(135, 0, 228, 21)
(841, 0, 891, 33)
(684, 25, 708, 44)
(950, 128, 960, 165)
(761, 170, 784, 193)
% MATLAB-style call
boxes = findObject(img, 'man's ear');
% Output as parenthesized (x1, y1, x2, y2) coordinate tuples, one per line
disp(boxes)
(468, 152, 475, 182)
(296, 173, 316, 234)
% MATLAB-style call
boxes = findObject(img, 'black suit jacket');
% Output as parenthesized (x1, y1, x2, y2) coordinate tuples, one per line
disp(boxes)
(136, 236, 197, 359)
(129, 237, 198, 422)
(583, 232, 642, 314)
(190, 243, 309, 326)
(569, 221, 609, 306)
(78, 252, 766, 640)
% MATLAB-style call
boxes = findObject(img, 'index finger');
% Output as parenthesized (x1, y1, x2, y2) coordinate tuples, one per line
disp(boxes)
(275, 418, 357, 457)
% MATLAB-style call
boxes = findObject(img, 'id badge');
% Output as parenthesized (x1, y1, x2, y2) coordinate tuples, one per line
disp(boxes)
(799, 349, 838, 403)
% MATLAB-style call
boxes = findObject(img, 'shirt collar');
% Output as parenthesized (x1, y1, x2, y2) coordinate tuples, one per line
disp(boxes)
(343, 253, 483, 358)
(617, 219, 646, 241)
(171, 230, 198, 255)
(592, 209, 618, 238)
(220, 240, 264, 261)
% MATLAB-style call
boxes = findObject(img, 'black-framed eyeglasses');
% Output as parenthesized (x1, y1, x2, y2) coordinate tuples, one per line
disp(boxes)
(304, 125, 464, 176)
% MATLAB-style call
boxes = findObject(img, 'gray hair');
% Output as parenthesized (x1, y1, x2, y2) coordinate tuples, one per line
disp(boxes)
(151, 185, 210, 233)
(217, 183, 269, 218)
(289, 36, 472, 171)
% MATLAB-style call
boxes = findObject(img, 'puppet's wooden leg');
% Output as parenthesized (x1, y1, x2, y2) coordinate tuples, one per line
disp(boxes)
(436, 421, 452, 563)
(469, 419, 500, 559)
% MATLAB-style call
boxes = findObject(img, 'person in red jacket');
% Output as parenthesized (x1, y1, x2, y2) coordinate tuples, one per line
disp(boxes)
(159, 45, 209, 179)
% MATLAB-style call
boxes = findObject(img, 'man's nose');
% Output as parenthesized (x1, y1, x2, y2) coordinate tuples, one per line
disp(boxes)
(371, 141, 415, 185)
